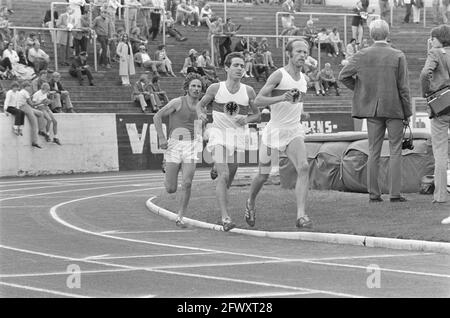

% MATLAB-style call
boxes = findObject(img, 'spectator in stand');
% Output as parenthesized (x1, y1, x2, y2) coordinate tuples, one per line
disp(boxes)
(206, 16, 223, 66)
(317, 28, 335, 57)
(196, 49, 217, 80)
(3, 42, 35, 80)
(124, 0, 142, 31)
(219, 17, 237, 68)
(130, 27, 148, 53)
(165, 11, 188, 41)
(92, 7, 114, 69)
(32, 70, 49, 95)
(412, 0, 423, 24)
(187, 1, 201, 27)
(402, 0, 412, 23)
(69, 0, 86, 28)
(243, 49, 254, 78)
(252, 47, 269, 82)
(234, 37, 250, 53)
(106, 0, 121, 24)
(42, 8, 59, 43)
(303, 19, 317, 56)
(116, 33, 135, 86)
(259, 37, 276, 69)
(281, 0, 296, 35)
(180, 49, 205, 76)
(305, 65, 325, 96)
(149, 75, 170, 106)
(69, 51, 95, 85)
(0, 52, 13, 79)
(4, 81, 25, 136)
(28, 41, 50, 74)
(319, 63, 340, 96)
(154, 44, 177, 77)
(73, 8, 91, 56)
(32, 82, 61, 145)
(352, 0, 369, 45)
(56, 6, 76, 66)
(11, 30, 28, 65)
(346, 37, 358, 57)
(132, 74, 155, 113)
(49, 72, 76, 113)
(148, 0, 164, 41)
(329, 27, 344, 57)
(249, 36, 259, 53)
(17, 81, 44, 148)
(176, 0, 192, 26)
(134, 44, 167, 75)
(199, 3, 213, 26)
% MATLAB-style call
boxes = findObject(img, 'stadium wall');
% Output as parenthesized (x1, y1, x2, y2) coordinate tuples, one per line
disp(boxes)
(327, 0, 435, 8)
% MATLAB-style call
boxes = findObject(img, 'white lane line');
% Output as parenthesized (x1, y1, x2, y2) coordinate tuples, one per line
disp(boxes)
(0, 177, 211, 202)
(307, 252, 437, 262)
(151, 269, 365, 298)
(0, 281, 91, 298)
(87, 252, 221, 260)
(83, 254, 111, 260)
(104, 230, 194, 234)
(199, 291, 319, 298)
(0, 268, 136, 278)
(0, 244, 361, 298)
(0, 171, 212, 186)
(0, 205, 51, 208)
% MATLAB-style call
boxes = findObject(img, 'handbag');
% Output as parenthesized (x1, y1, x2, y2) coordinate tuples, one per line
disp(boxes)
(426, 49, 450, 117)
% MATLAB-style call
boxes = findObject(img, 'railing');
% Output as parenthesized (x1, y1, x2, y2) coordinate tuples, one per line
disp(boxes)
(9, 26, 97, 72)
(275, 11, 381, 48)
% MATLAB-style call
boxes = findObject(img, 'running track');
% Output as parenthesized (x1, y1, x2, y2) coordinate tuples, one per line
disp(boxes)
(0, 170, 449, 298)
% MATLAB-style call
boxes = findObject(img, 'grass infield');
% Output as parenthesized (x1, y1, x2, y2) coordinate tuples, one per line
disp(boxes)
(153, 176, 450, 243)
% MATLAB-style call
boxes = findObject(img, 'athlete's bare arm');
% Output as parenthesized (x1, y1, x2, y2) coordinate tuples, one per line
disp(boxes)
(254, 69, 297, 107)
(195, 83, 219, 123)
(153, 97, 182, 149)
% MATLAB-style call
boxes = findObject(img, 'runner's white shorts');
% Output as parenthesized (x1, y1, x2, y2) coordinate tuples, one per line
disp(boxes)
(261, 123, 305, 152)
(164, 138, 202, 164)
(206, 127, 247, 158)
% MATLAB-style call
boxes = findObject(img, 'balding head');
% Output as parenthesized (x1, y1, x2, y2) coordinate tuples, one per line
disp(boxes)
(369, 19, 389, 41)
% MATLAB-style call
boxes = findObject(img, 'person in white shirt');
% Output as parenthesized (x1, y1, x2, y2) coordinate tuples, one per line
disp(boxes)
(16, 81, 44, 148)
(199, 3, 213, 26)
(346, 37, 358, 58)
(134, 45, 167, 75)
(329, 27, 343, 57)
(28, 41, 50, 73)
(124, 0, 142, 31)
(187, 0, 200, 27)
(3, 81, 25, 136)
(32, 82, 61, 145)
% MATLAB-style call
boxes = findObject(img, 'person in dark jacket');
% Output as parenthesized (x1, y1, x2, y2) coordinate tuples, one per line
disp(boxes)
(69, 51, 94, 86)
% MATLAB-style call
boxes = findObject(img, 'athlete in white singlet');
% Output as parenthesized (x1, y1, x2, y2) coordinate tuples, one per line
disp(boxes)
(153, 73, 204, 228)
(244, 39, 313, 229)
(196, 52, 260, 231)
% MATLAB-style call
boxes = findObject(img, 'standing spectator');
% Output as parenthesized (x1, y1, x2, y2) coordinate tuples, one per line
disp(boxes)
(72, 9, 91, 56)
(339, 19, 411, 203)
(402, 0, 412, 23)
(319, 63, 340, 96)
(42, 8, 59, 43)
(4, 81, 25, 136)
(303, 20, 317, 56)
(281, 0, 296, 36)
(242, 50, 253, 77)
(132, 74, 155, 113)
(69, 0, 86, 28)
(412, 0, 423, 24)
(419, 24, 450, 205)
(106, 0, 121, 24)
(69, 51, 95, 86)
(93, 7, 114, 68)
(206, 16, 223, 66)
(165, 11, 188, 41)
(56, 6, 76, 66)
(379, 0, 390, 23)
(49, 72, 76, 113)
(154, 44, 177, 77)
(32, 82, 61, 145)
(28, 41, 50, 73)
(124, 0, 142, 32)
(116, 33, 135, 86)
(352, 0, 369, 46)
(17, 81, 44, 148)
(148, 0, 164, 41)
(219, 18, 237, 67)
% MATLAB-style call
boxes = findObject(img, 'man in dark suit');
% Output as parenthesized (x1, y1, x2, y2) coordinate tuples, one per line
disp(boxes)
(69, 51, 94, 86)
(339, 19, 412, 203)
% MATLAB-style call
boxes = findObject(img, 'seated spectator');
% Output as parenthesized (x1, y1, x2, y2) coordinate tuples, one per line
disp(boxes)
(17, 81, 44, 148)
(149, 76, 169, 106)
(317, 28, 335, 57)
(197, 49, 217, 80)
(0, 54, 13, 79)
(319, 63, 340, 96)
(176, 0, 192, 26)
(234, 37, 250, 53)
(154, 44, 177, 77)
(243, 49, 254, 78)
(28, 41, 50, 73)
(2, 42, 35, 80)
(187, 1, 200, 27)
(252, 47, 269, 82)
(49, 72, 76, 113)
(12, 30, 29, 65)
(360, 38, 370, 49)
(199, 3, 213, 26)
(129, 27, 148, 53)
(303, 19, 317, 55)
(32, 70, 49, 95)
(165, 11, 187, 41)
(134, 45, 167, 76)
(329, 27, 344, 57)
(132, 74, 157, 113)
(180, 49, 205, 76)
(346, 37, 358, 58)
(249, 36, 259, 53)
(259, 37, 276, 69)
(3, 81, 25, 136)
(69, 51, 94, 86)
(32, 82, 61, 145)
(305, 65, 324, 96)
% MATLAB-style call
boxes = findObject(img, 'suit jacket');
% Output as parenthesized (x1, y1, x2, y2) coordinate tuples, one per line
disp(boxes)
(338, 42, 412, 119)
(48, 79, 65, 93)
(132, 80, 151, 98)
(420, 46, 450, 97)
